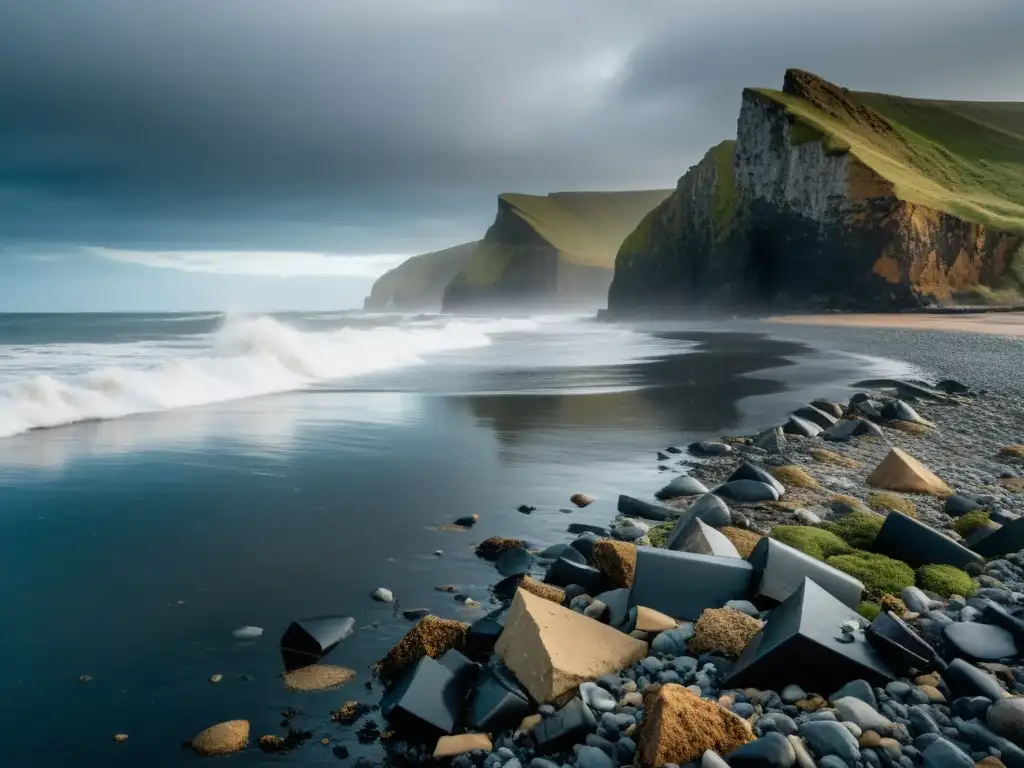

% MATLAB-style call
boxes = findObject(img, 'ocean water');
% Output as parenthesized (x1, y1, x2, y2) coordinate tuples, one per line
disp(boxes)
(0, 311, 915, 766)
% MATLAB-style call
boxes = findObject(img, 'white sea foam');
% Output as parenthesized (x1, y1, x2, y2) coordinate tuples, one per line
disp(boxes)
(0, 314, 541, 438)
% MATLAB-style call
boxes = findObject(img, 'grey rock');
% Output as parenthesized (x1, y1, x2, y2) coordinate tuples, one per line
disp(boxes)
(834, 696, 893, 732)
(651, 628, 691, 657)
(800, 720, 861, 763)
(656, 475, 709, 501)
(794, 404, 839, 429)
(944, 622, 1018, 661)
(909, 706, 940, 736)
(496, 547, 534, 577)
(945, 494, 982, 518)
(755, 427, 787, 454)
(901, 586, 934, 614)
(574, 746, 614, 768)
(728, 462, 786, 497)
(579, 682, 616, 712)
(611, 524, 646, 543)
(794, 509, 821, 525)
(690, 440, 733, 456)
(714, 479, 780, 503)
(371, 587, 394, 602)
(722, 731, 795, 767)
(584, 601, 608, 621)
(922, 738, 973, 768)
(953, 717, 1024, 766)
(988, 697, 1024, 746)
(784, 415, 822, 437)
(781, 684, 807, 704)
(830, 679, 878, 709)
(732, 702, 754, 718)
(886, 681, 911, 699)
(700, 751, 729, 768)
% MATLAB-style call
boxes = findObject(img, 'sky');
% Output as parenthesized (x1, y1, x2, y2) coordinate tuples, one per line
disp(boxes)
(2, 0, 1023, 311)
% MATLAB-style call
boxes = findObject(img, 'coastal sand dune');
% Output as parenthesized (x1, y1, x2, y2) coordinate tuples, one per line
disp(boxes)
(771, 312, 1024, 337)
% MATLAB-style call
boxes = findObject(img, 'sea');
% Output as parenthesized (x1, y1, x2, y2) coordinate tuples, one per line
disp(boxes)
(0, 311, 917, 766)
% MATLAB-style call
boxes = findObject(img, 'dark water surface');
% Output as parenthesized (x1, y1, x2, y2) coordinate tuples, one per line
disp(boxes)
(0, 313, 915, 766)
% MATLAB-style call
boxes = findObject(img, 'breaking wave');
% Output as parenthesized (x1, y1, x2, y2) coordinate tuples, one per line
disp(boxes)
(0, 314, 541, 438)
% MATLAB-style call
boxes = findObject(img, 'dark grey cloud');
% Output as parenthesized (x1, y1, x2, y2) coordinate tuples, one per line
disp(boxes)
(1, 0, 1022, 249)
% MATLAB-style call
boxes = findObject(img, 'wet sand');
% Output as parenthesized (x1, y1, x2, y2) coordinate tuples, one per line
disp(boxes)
(771, 312, 1024, 337)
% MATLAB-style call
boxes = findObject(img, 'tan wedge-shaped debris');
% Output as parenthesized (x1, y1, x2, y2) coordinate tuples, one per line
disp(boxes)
(866, 447, 952, 495)
(495, 588, 648, 704)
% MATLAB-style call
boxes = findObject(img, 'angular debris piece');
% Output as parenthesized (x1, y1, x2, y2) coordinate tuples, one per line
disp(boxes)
(972, 517, 1024, 558)
(280, 616, 355, 665)
(725, 578, 895, 693)
(377, 615, 469, 683)
(545, 557, 605, 594)
(664, 494, 732, 550)
(636, 683, 753, 766)
(866, 448, 953, 495)
(748, 537, 863, 608)
(591, 539, 637, 588)
(630, 547, 753, 621)
(754, 426, 787, 453)
(784, 415, 822, 437)
(380, 656, 467, 735)
(467, 608, 507, 653)
(794, 404, 839, 429)
(494, 589, 648, 704)
(617, 494, 676, 522)
(865, 611, 939, 674)
(669, 517, 740, 559)
(822, 418, 879, 442)
(433, 733, 492, 758)
(593, 588, 633, 630)
(466, 662, 531, 731)
(712, 479, 779, 503)
(655, 475, 709, 501)
(437, 648, 481, 685)
(532, 696, 598, 754)
(873, 511, 984, 569)
(728, 461, 786, 497)
(635, 606, 678, 633)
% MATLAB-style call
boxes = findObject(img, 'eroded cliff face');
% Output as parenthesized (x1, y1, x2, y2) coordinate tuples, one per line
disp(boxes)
(608, 71, 1024, 314)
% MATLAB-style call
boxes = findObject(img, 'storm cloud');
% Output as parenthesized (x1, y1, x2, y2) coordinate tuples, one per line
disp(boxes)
(2, 0, 1023, 250)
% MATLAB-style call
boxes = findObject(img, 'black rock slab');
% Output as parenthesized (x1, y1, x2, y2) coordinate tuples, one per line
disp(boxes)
(568, 523, 609, 536)
(533, 696, 598, 754)
(629, 547, 752, 621)
(945, 494, 982, 517)
(944, 658, 1005, 702)
(617, 495, 676, 522)
(545, 557, 606, 594)
(712, 479, 779, 502)
(747, 537, 863, 608)
(438, 648, 481, 685)
(724, 578, 895, 693)
(466, 662, 530, 732)
(467, 608, 507, 653)
(669, 517, 740, 558)
(793, 405, 839, 429)
(379, 655, 467, 736)
(972, 518, 1024, 558)
(280, 616, 355, 663)
(866, 611, 940, 674)
(496, 547, 534, 578)
(874, 512, 984, 569)
(728, 461, 786, 497)
(594, 588, 633, 629)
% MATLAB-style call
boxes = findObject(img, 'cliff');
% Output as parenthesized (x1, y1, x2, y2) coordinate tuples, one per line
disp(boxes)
(608, 69, 1024, 314)
(363, 242, 477, 310)
(443, 190, 671, 311)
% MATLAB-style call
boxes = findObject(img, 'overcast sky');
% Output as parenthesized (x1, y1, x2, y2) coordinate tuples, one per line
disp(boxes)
(2, 0, 1022, 310)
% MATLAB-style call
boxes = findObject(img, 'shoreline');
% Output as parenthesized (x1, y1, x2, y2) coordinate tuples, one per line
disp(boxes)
(771, 311, 1024, 337)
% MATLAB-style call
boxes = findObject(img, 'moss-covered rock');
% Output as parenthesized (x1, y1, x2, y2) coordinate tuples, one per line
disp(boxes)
(879, 593, 908, 615)
(720, 527, 763, 558)
(770, 465, 820, 490)
(688, 608, 763, 658)
(771, 525, 852, 561)
(867, 491, 917, 518)
(916, 564, 978, 597)
(953, 510, 992, 538)
(647, 521, 673, 549)
(823, 512, 885, 549)
(857, 602, 881, 621)
(826, 551, 916, 598)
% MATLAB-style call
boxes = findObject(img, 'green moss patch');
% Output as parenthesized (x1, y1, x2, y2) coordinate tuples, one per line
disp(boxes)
(823, 512, 886, 550)
(954, 510, 992, 539)
(647, 521, 673, 549)
(857, 602, 881, 621)
(771, 465, 820, 490)
(867, 492, 917, 518)
(826, 552, 916, 598)
(916, 564, 977, 598)
(771, 525, 852, 561)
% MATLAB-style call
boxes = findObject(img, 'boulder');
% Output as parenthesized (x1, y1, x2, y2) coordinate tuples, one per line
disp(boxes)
(728, 462, 786, 497)
(748, 537, 864, 609)
(545, 557, 605, 594)
(592, 539, 637, 588)
(380, 655, 469, 735)
(794, 405, 839, 429)
(689, 440, 734, 456)
(713, 480, 780, 503)
(988, 698, 1024, 747)
(811, 400, 845, 418)
(943, 623, 1019, 662)
(636, 684, 753, 766)
(434, 733, 492, 758)
(532, 696, 598, 754)
(669, 518, 740, 558)
(725, 579, 895, 693)
(494, 589, 648, 704)
(754, 427, 787, 453)
(944, 658, 1006, 702)
(496, 547, 534, 578)
(466, 662, 530, 731)
(688, 608, 763, 658)
(377, 616, 469, 682)
(282, 664, 355, 692)
(866, 448, 953, 495)
(191, 721, 250, 756)
(630, 547, 753, 621)
(618, 495, 677, 522)
(865, 610, 937, 674)
(873, 512, 984, 569)
(972, 518, 1024, 558)
(833, 696, 892, 732)
(467, 608, 507, 653)
(656, 475, 709, 501)
(821, 418, 879, 442)
(880, 399, 930, 425)
(800, 720, 860, 763)
(723, 731, 796, 767)
(664, 494, 732, 549)
(921, 738, 974, 768)
(783, 415, 822, 437)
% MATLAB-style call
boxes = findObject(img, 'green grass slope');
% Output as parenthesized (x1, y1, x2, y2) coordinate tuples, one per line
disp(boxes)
(758, 70, 1024, 232)
(364, 241, 478, 309)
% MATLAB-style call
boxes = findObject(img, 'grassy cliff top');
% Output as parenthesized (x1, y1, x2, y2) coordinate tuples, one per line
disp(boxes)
(365, 241, 478, 308)
(499, 189, 672, 266)
(754, 69, 1024, 232)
